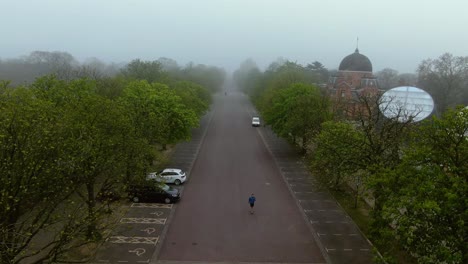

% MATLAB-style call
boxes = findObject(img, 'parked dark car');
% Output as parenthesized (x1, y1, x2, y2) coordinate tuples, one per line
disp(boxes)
(128, 183, 180, 204)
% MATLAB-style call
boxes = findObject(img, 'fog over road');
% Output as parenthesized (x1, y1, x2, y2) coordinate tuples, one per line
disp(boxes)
(158, 88, 326, 263)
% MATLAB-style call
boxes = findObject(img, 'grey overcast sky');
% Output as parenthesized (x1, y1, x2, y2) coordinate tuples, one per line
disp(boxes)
(1, 0, 467, 73)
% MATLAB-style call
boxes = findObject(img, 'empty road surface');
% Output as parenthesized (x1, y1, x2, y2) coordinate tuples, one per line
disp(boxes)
(157, 90, 326, 263)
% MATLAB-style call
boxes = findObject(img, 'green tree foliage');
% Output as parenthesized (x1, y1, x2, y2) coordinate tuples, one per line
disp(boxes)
(255, 60, 320, 113)
(0, 82, 83, 263)
(179, 63, 226, 93)
(0, 53, 220, 262)
(380, 107, 467, 263)
(120, 59, 169, 84)
(233, 59, 263, 101)
(375, 68, 399, 90)
(263, 83, 330, 153)
(119, 81, 198, 149)
(418, 53, 468, 114)
(172, 81, 211, 118)
(33, 77, 141, 241)
(312, 121, 366, 189)
(306, 61, 329, 83)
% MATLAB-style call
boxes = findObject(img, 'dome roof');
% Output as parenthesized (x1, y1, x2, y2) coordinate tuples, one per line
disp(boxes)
(339, 48, 373, 72)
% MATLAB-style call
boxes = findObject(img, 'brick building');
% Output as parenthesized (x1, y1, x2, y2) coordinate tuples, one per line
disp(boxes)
(327, 48, 381, 117)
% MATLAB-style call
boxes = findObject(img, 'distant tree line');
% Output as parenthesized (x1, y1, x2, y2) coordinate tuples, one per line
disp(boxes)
(371, 53, 468, 115)
(234, 53, 467, 264)
(0, 51, 225, 263)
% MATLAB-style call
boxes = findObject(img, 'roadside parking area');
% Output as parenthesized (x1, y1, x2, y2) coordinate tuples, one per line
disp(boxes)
(92, 112, 212, 263)
(94, 203, 173, 263)
(258, 127, 375, 264)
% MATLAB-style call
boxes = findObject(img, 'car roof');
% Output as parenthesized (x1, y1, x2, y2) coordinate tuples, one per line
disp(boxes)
(161, 168, 183, 173)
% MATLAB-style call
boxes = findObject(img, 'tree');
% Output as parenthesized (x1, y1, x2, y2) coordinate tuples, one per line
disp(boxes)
(397, 72, 418, 87)
(32, 77, 137, 242)
(306, 61, 329, 83)
(233, 59, 263, 100)
(233, 58, 261, 92)
(119, 81, 198, 149)
(263, 83, 330, 153)
(26, 51, 79, 80)
(380, 107, 467, 263)
(157, 57, 179, 72)
(312, 121, 366, 190)
(120, 59, 169, 84)
(375, 68, 399, 90)
(180, 63, 226, 93)
(172, 81, 211, 118)
(0, 81, 87, 263)
(257, 61, 317, 113)
(417, 53, 468, 114)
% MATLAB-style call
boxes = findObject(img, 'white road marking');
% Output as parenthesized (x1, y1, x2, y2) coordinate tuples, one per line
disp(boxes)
(109, 236, 159, 245)
(129, 248, 146, 256)
(150, 211, 164, 216)
(131, 203, 172, 209)
(141, 228, 156, 234)
(120, 218, 166, 224)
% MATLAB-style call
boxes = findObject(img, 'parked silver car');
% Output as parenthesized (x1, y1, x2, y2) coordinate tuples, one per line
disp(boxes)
(147, 168, 187, 185)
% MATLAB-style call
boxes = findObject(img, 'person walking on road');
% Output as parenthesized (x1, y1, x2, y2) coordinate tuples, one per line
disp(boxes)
(248, 194, 256, 214)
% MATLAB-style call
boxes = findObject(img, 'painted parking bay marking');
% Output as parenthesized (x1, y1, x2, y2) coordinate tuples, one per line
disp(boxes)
(108, 236, 159, 245)
(150, 211, 164, 216)
(141, 228, 156, 234)
(129, 248, 146, 256)
(131, 203, 172, 209)
(120, 218, 167, 224)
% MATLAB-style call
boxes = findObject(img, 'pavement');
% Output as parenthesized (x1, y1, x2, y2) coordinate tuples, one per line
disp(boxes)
(92, 89, 375, 264)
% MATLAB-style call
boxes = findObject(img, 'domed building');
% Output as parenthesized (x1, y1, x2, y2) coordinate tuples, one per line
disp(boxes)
(327, 48, 380, 116)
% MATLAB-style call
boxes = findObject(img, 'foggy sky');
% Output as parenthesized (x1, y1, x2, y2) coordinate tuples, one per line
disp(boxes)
(1, 0, 467, 73)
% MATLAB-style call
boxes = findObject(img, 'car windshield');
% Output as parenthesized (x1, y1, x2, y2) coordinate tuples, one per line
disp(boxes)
(253, 117, 259, 121)
(161, 184, 170, 191)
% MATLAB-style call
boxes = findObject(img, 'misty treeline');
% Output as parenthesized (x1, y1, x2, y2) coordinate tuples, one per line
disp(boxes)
(0, 51, 225, 263)
(234, 54, 467, 264)
(0, 50, 225, 94)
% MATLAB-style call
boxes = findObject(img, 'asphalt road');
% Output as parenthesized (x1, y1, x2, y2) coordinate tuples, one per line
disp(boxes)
(157, 91, 326, 263)
(93, 88, 374, 263)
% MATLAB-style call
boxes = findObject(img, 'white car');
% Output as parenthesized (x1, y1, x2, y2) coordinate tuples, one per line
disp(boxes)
(252, 116, 260, 127)
(147, 168, 187, 185)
